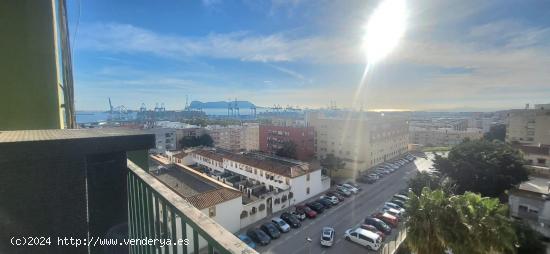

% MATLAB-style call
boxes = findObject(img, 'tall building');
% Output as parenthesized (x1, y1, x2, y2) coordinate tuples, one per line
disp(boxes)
(506, 104, 550, 145)
(206, 124, 259, 151)
(409, 127, 484, 147)
(306, 111, 409, 177)
(259, 125, 315, 161)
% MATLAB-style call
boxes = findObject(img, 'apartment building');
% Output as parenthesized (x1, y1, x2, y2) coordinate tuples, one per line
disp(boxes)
(409, 127, 484, 147)
(145, 128, 177, 153)
(506, 104, 550, 145)
(306, 111, 409, 177)
(259, 125, 315, 161)
(206, 124, 259, 151)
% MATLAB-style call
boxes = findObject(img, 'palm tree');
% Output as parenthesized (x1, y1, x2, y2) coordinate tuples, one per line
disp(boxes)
(406, 188, 517, 254)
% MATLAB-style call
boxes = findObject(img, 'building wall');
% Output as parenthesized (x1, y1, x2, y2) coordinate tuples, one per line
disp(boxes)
(190, 153, 224, 173)
(307, 111, 409, 176)
(223, 159, 290, 191)
(242, 123, 260, 151)
(175, 127, 205, 149)
(1, 0, 67, 130)
(409, 127, 484, 147)
(146, 128, 177, 153)
(289, 170, 326, 204)
(203, 196, 242, 233)
(509, 193, 550, 237)
(207, 124, 259, 151)
(259, 125, 315, 161)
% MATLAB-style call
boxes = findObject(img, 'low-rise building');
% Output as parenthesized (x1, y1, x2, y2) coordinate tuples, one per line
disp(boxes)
(259, 125, 315, 161)
(409, 127, 484, 147)
(509, 177, 550, 238)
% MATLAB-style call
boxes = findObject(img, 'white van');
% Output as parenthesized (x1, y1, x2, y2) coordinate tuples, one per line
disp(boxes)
(344, 228, 382, 250)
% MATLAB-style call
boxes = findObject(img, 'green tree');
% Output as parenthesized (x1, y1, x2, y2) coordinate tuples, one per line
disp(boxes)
(180, 134, 214, 148)
(513, 221, 546, 254)
(484, 124, 506, 142)
(406, 188, 517, 254)
(275, 141, 298, 159)
(434, 139, 528, 198)
(320, 154, 346, 178)
(407, 171, 442, 195)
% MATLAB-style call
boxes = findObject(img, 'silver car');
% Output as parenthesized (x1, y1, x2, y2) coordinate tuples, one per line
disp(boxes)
(320, 227, 335, 247)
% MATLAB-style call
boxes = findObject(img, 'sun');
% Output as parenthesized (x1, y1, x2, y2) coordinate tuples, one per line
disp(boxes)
(364, 0, 407, 64)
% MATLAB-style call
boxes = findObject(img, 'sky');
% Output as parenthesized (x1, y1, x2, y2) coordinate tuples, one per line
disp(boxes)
(68, 0, 550, 111)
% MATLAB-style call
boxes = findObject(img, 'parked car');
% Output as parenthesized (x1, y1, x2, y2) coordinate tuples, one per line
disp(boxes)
(360, 224, 386, 239)
(318, 198, 333, 208)
(296, 205, 317, 218)
(390, 198, 406, 208)
(326, 191, 345, 201)
(384, 202, 405, 213)
(358, 175, 376, 184)
(346, 182, 362, 191)
(280, 212, 301, 228)
(320, 227, 335, 247)
(342, 183, 360, 193)
(237, 234, 256, 249)
(271, 217, 291, 233)
(372, 212, 399, 227)
(382, 207, 403, 218)
(320, 195, 339, 205)
(247, 229, 271, 246)
(260, 222, 281, 239)
(364, 217, 391, 234)
(291, 210, 306, 220)
(336, 186, 353, 196)
(344, 228, 382, 250)
(307, 202, 325, 214)
(335, 189, 352, 197)
(393, 194, 410, 202)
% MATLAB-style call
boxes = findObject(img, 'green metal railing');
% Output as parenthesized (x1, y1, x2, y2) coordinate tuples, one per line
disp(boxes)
(127, 160, 257, 254)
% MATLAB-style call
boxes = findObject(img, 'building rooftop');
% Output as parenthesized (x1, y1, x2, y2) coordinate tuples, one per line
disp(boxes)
(518, 177, 550, 195)
(191, 148, 316, 178)
(0, 128, 150, 143)
(150, 155, 242, 210)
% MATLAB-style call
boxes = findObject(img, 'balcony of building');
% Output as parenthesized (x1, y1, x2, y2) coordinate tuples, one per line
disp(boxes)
(0, 129, 256, 254)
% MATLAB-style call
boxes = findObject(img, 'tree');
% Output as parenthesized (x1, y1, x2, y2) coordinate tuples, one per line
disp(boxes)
(180, 134, 214, 148)
(275, 141, 298, 159)
(484, 124, 506, 142)
(433, 139, 528, 198)
(320, 154, 346, 178)
(406, 188, 517, 254)
(407, 171, 442, 195)
(513, 221, 546, 254)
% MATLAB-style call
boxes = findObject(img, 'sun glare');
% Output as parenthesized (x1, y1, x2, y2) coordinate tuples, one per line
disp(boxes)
(364, 0, 407, 64)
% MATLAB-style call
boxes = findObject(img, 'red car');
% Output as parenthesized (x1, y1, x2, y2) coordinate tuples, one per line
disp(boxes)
(296, 205, 317, 218)
(372, 212, 398, 227)
(360, 224, 386, 240)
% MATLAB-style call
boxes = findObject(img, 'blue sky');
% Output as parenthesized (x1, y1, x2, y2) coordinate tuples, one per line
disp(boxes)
(68, 0, 550, 111)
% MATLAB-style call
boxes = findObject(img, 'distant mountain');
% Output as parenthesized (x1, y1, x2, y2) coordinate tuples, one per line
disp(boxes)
(189, 100, 256, 109)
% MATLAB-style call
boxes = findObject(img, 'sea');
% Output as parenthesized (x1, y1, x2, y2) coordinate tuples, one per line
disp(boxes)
(76, 108, 270, 124)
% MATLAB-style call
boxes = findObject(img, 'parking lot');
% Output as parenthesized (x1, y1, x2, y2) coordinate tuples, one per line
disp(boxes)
(239, 154, 435, 254)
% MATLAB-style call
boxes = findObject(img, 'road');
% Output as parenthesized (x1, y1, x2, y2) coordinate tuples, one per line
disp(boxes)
(240, 154, 434, 254)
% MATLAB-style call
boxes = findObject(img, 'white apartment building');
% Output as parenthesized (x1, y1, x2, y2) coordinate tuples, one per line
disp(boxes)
(509, 177, 550, 238)
(145, 128, 177, 153)
(506, 104, 550, 145)
(409, 127, 484, 147)
(206, 124, 259, 151)
(306, 111, 409, 177)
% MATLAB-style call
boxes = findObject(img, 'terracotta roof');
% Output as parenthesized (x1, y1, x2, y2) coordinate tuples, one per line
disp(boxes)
(192, 149, 225, 162)
(150, 156, 242, 209)
(191, 148, 318, 178)
(186, 188, 242, 210)
(173, 151, 188, 159)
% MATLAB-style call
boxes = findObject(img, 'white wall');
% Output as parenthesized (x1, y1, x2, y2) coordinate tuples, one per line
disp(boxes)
(201, 197, 242, 233)
(223, 159, 290, 190)
(289, 170, 324, 203)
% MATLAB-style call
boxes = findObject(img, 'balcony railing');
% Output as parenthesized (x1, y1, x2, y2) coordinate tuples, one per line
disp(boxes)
(127, 160, 257, 254)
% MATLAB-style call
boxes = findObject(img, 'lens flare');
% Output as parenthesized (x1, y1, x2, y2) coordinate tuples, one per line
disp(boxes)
(364, 0, 407, 64)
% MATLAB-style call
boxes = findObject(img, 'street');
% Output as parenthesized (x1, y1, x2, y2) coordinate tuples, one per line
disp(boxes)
(240, 154, 435, 254)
